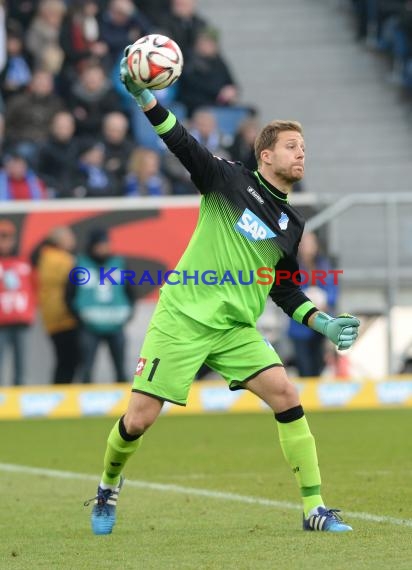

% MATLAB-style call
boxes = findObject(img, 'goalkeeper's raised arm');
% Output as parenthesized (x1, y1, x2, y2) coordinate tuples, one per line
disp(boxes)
(120, 49, 232, 195)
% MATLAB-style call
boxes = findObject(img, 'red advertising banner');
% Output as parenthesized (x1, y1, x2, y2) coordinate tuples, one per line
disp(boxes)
(1, 197, 201, 299)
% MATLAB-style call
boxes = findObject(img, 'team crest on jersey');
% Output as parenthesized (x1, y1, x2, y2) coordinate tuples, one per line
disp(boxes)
(235, 208, 276, 241)
(278, 212, 289, 230)
(135, 358, 147, 376)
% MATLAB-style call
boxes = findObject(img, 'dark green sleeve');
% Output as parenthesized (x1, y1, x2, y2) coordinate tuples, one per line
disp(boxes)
(145, 103, 233, 193)
(269, 254, 318, 325)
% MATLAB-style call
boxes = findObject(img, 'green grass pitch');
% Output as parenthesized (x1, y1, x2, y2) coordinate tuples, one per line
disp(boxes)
(1, 409, 411, 570)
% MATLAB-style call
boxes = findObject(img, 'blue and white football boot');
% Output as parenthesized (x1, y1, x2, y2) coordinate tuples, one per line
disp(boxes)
(303, 507, 353, 532)
(84, 476, 124, 535)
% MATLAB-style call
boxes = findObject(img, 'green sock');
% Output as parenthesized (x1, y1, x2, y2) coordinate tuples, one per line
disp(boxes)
(276, 415, 323, 517)
(101, 418, 143, 487)
(301, 486, 323, 516)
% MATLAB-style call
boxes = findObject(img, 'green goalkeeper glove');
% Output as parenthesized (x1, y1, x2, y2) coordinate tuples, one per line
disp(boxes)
(312, 312, 360, 350)
(120, 46, 155, 108)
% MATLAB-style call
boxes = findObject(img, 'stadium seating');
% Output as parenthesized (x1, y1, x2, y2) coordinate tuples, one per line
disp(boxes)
(203, 106, 252, 140)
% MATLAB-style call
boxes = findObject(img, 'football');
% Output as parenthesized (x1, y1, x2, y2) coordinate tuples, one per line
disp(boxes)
(126, 34, 184, 90)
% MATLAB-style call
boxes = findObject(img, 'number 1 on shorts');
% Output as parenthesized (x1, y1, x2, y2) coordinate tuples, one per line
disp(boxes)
(147, 358, 160, 382)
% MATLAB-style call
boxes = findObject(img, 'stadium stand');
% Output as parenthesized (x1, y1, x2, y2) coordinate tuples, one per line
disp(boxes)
(0, 0, 252, 198)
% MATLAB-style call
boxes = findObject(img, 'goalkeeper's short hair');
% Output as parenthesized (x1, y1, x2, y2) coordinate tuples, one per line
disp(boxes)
(255, 120, 303, 164)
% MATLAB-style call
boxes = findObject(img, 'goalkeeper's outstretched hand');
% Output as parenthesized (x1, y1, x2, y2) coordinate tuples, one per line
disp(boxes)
(312, 312, 360, 350)
(120, 46, 155, 107)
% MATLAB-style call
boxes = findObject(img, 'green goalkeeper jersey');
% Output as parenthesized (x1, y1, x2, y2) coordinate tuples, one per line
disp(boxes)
(145, 106, 317, 329)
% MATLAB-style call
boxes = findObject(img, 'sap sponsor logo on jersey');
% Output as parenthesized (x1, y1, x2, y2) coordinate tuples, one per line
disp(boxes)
(278, 212, 289, 230)
(235, 208, 276, 241)
(247, 186, 264, 204)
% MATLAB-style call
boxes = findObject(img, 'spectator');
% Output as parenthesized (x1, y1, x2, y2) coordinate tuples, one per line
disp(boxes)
(102, 111, 134, 193)
(59, 0, 107, 75)
(0, 151, 47, 200)
(399, 1, 412, 32)
(7, 1, 39, 32)
(177, 27, 238, 116)
(161, 109, 228, 197)
(33, 226, 79, 384)
(138, 0, 170, 27)
(99, 0, 150, 66)
(398, 1, 412, 51)
(69, 60, 122, 137)
(0, 219, 36, 385)
(26, 0, 66, 75)
(4, 69, 64, 163)
(189, 108, 229, 155)
(158, 0, 208, 58)
(67, 227, 135, 383)
(0, 22, 32, 101)
(162, 150, 197, 195)
(124, 147, 171, 196)
(228, 116, 260, 170)
(37, 111, 80, 197)
(351, 0, 368, 40)
(72, 139, 118, 198)
(287, 232, 339, 378)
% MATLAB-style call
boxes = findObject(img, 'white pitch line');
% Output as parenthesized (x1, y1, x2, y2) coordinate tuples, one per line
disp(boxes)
(0, 462, 411, 528)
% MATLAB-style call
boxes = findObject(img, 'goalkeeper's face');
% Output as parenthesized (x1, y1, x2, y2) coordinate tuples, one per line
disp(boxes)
(266, 131, 305, 184)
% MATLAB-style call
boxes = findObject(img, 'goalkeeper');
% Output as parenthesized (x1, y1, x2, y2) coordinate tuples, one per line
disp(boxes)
(85, 47, 360, 535)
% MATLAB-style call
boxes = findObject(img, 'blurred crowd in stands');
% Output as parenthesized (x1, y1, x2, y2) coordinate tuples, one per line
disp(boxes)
(0, 219, 137, 384)
(0, 0, 264, 199)
(350, 0, 412, 88)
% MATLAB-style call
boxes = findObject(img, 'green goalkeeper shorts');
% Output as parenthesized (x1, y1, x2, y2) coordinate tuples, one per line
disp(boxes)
(132, 301, 282, 406)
